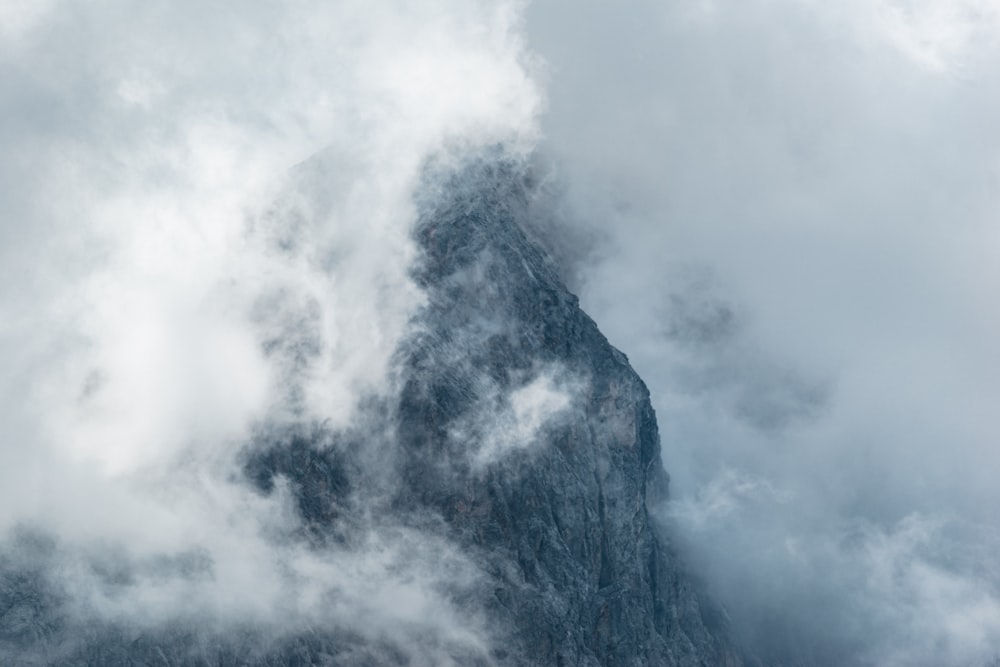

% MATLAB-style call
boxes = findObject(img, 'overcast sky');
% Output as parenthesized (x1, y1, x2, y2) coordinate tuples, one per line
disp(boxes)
(2, 0, 999, 665)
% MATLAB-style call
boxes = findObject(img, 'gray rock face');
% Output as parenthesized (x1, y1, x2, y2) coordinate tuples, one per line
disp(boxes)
(394, 157, 745, 666)
(0, 154, 750, 666)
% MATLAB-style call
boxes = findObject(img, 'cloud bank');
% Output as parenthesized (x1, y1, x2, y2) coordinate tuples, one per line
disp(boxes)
(526, 0, 1000, 664)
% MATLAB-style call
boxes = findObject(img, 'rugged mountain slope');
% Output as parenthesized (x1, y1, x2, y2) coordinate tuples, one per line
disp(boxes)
(394, 157, 745, 666)
(0, 155, 750, 666)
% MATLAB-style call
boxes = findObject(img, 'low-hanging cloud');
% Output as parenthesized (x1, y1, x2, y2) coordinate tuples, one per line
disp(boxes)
(0, 0, 542, 661)
(526, 0, 1000, 664)
(448, 365, 579, 469)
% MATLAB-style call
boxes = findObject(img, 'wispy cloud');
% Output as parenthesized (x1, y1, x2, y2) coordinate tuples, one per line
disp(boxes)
(0, 0, 540, 658)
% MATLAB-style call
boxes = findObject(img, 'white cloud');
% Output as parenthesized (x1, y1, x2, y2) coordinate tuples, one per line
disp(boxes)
(872, 0, 1000, 72)
(444, 366, 578, 469)
(473, 369, 576, 467)
(0, 0, 541, 654)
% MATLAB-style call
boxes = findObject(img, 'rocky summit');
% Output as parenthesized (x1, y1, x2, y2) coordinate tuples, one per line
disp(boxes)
(395, 156, 747, 666)
(1, 154, 750, 666)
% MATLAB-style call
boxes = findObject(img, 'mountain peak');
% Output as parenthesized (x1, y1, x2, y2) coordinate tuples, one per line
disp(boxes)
(1, 153, 749, 666)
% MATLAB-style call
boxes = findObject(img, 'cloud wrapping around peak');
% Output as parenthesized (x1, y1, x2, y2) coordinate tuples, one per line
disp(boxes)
(0, 0, 541, 659)
(1, 0, 541, 475)
(3, 0, 1000, 664)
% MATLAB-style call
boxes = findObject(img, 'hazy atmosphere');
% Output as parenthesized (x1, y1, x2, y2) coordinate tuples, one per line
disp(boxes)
(2, 0, 999, 665)
(527, 2, 1000, 664)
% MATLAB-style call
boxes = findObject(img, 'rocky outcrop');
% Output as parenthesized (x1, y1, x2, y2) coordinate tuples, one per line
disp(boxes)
(391, 156, 744, 666)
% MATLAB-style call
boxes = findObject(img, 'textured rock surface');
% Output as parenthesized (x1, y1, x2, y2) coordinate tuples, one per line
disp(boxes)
(0, 155, 751, 666)
(394, 157, 745, 666)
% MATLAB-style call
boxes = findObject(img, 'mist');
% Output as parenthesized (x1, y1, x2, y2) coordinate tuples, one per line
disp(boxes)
(2, 0, 999, 665)
(526, 0, 1000, 664)
(0, 0, 539, 662)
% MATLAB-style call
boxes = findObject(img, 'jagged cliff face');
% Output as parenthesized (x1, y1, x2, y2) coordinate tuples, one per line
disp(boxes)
(0, 157, 746, 666)
(397, 159, 742, 666)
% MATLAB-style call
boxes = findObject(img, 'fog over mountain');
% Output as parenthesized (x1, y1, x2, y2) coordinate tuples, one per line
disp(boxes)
(526, 2, 1000, 665)
(2, 1, 999, 665)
